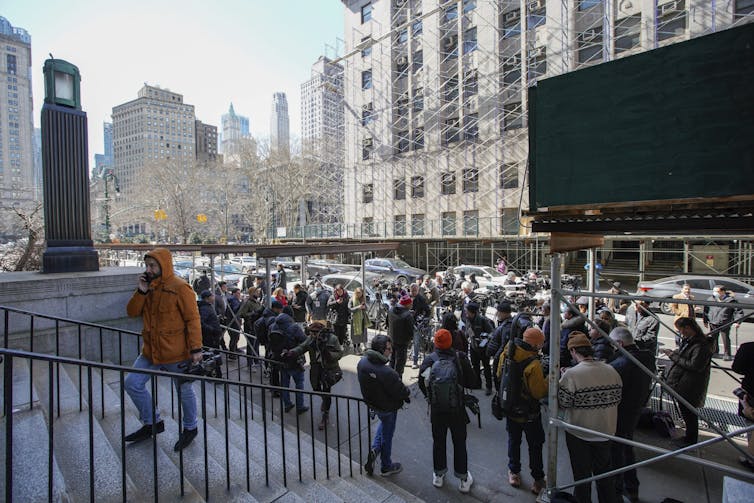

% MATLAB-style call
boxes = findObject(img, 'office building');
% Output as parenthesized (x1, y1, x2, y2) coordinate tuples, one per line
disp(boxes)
(270, 92, 290, 158)
(0, 16, 35, 205)
(220, 103, 250, 159)
(195, 119, 219, 163)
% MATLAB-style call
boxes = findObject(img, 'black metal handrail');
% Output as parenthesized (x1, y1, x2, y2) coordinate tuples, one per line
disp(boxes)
(1, 347, 373, 503)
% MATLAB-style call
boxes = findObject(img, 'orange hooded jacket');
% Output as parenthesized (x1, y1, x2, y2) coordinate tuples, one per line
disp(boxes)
(126, 248, 202, 364)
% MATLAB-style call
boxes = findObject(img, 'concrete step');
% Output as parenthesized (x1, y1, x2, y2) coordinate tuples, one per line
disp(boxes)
(56, 363, 203, 503)
(30, 361, 135, 503)
(0, 359, 70, 503)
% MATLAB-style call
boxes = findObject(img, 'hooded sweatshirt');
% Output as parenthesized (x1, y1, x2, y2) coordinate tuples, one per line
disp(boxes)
(127, 248, 202, 364)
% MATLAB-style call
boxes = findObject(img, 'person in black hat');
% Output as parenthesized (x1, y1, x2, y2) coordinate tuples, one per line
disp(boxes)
(463, 302, 496, 395)
(198, 289, 223, 348)
(487, 301, 514, 379)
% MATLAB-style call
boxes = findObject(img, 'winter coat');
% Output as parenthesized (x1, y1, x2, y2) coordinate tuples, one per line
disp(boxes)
(610, 344, 655, 435)
(349, 295, 372, 343)
(253, 307, 277, 346)
(591, 335, 615, 363)
(418, 348, 479, 396)
(273, 268, 287, 291)
(496, 341, 548, 423)
(670, 293, 695, 321)
(238, 297, 264, 332)
(292, 330, 343, 389)
(625, 305, 660, 345)
(327, 290, 351, 326)
(388, 305, 415, 347)
(411, 293, 431, 319)
(560, 313, 586, 367)
(307, 289, 331, 321)
(269, 313, 307, 369)
(291, 290, 309, 323)
(198, 300, 223, 347)
(357, 349, 410, 412)
(126, 248, 202, 364)
(732, 342, 754, 396)
(665, 333, 713, 408)
(703, 294, 743, 326)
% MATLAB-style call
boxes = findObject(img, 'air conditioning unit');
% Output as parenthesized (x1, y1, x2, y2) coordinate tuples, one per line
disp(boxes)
(582, 27, 601, 42)
(504, 10, 520, 24)
(394, 0, 407, 8)
(660, 0, 681, 16)
(504, 54, 522, 67)
(362, 103, 373, 111)
(528, 0, 545, 11)
(396, 55, 408, 66)
(397, 91, 409, 104)
(362, 138, 373, 147)
(443, 35, 458, 48)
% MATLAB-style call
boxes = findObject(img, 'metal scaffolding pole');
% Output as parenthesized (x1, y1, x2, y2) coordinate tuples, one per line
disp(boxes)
(545, 253, 562, 501)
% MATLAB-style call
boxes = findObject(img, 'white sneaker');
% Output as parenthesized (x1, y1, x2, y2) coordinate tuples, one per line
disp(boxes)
(458, 472, 473, 494)
(432, 472, 445, 488)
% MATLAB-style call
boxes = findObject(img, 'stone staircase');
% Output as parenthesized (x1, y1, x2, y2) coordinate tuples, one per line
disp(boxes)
(1, 353, 424, 503)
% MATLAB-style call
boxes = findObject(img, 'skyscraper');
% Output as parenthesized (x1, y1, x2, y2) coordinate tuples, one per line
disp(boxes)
(94, 122, 113, 176)
(270, 92, 290, 158)
(0, 16, 35, 205)
(221, 103, 251, 158)
(112, 84, 196, 199)
(195, 119, 218, 163)
(300, 56, 345, 225)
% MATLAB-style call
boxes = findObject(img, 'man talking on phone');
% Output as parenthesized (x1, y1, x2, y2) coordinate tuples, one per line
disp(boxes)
(125, 248, 204, 451)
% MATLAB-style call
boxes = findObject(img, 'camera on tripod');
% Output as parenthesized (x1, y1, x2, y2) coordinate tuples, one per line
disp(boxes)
(179, 350, 223, 381)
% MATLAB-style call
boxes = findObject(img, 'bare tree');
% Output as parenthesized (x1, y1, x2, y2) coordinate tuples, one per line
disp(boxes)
(0, 202, 44, 271)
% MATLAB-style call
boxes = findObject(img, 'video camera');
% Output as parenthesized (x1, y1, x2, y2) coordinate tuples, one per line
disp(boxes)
(179, 350, 223, 381)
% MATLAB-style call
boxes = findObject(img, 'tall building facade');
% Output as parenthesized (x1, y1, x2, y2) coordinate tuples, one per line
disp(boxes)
(220, 103, 250, 158)
(0, 16, 35, 206)
(195, 119, 219, 163)
(93, 122, 113, 176)
(270, 92, 290, 158)
(341, 0, 754, 240)
(300, 56, 345, 226)
(112, 85, 196, 200)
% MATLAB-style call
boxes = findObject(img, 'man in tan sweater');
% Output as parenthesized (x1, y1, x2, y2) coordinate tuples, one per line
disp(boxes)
(558, 332, 623, 503)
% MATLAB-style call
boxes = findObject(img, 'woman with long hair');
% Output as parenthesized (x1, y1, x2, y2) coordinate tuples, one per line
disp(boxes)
(273, 287, 288, 307)
(350, 287, 371, 354)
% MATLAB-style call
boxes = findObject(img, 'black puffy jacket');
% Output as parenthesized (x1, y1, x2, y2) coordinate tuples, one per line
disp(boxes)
(198, 300, 222, 347)
(388, 305, 414, 346)
(592, 335, 616, 363)
(357, 349, 410, 412)
(665, 333, 713, 408)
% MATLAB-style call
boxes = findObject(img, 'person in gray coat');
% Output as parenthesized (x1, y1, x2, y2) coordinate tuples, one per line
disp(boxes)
(307, 282, 331, 323)
(703, 285, 744, 361)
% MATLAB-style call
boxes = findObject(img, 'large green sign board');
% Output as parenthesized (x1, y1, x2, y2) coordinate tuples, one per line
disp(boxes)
(529, 23, 754, 211)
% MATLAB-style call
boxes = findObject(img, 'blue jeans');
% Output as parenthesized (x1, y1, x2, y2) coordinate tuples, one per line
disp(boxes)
(281, 368, 305, 409)
(412, 331, 422, 365)
(124, 354, 198, 430)
(372, 410, 398, 470)
(506, 416, 545, 480)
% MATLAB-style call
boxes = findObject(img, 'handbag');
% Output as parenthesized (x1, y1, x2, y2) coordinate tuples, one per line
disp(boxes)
(321, 368, 343, 388)
(491, 391, 504, 421)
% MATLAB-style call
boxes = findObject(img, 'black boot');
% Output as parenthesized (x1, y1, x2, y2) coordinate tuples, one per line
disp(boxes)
(124, 420, 164, 443)
(173, 428, 198, 452)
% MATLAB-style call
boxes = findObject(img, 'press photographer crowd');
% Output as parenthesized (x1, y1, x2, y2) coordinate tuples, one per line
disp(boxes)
(124, 248, 754, 502)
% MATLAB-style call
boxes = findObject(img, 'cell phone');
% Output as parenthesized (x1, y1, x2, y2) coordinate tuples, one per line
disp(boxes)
(733, 387, 747, 399)
(142, 271, 151, 284)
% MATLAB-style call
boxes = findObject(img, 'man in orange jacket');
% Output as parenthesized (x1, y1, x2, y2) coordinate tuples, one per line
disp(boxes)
(125, 248, 204, 451)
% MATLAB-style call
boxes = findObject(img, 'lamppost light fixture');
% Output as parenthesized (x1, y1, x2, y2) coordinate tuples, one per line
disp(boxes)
(43, 58, 81, 110)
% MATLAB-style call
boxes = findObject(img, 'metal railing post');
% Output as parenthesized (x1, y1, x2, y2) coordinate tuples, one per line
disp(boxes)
(4, 353, 13, 503)
(546, 253, 562, 499)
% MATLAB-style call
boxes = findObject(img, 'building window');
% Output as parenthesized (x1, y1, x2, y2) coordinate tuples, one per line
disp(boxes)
(442, 35, 458, 59)
(444, 3, 458, 22)
(500, 208, 519, 235)
(6, 54, 16, 75)
(361, 36, 372, 57)
(397, 28, 409, 44)
(615, 14, 641, 54)
(394, 178, 406, 200)
(396, 130, 410, 153)
(657, 0, 687, 41)
(441, 171, 457, 195)
(411, 175, 425, 198)
(362, 102, 375, 125)
(411, 213, 425, 236)
(528, 2, 546, 28)
(578, 27, 603, 64)
(503, 102, 524, 130)
(463, 27, 477, 54)
(412, 19, 423, 36)
(735, 0, 754, 18)
(503, 9, 521, 38)
(396, 56, 409, 78)
(462, 167, 479, 192)
(443, 117, 461, 144)
(362, 69, 373, 89)
(528, 49, 547, 81)
(413, 50, 423, 72)
(362, 217, 375, 236)
(413, 127, 425, 150)
(362, 137, 373, 160)
(443, 75, 459, 102)
(500, 163, 519, 189)
(442, 212, 457, 236)
(578, 0, 601, 10)
(463, 210, 479, 236)
(463, 0, 477, 13)
(413, 87, 424, 112)
(503, 55, 522, 85)
(361, 2, 373, 23)
(464, 113, 478, 141)
(463, 69, 478, 98)
(363, 183, 374, 203)
(394, 215, 407, 236)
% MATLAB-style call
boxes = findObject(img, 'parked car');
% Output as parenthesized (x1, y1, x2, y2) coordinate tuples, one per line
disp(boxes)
(188, 264, 245, 289)
(449, 265, 523, 290)
(271, 257, 301, 271)
(364, 258, 426, 285)
(229, 256, 257, 273)
(637, 275, 754, 315)
(321, 271, 393, 328)
(173, 260, 194, 281)
(305, 259, 358, 279)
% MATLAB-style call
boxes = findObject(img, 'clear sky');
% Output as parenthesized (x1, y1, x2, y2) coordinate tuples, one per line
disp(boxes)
(3, 0, 345, 160)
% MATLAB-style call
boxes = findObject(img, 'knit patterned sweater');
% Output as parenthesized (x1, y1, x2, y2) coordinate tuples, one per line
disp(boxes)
(558, 359, 623, 442)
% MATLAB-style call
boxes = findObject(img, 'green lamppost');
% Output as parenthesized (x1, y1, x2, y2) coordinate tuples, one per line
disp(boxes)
(40, 58, 99, 272)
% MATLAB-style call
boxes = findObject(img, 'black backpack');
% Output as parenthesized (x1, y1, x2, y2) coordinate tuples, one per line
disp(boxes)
(428, 354, 463, 412)
(498, 339, 539, 420)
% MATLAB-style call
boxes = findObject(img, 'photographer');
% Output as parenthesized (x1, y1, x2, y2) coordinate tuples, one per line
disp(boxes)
(125, 248, 203, 452)
(270, 309, 310, 415)
(463, 302, 496, 396)
(289, 322, 344, 430)
(198, 290, 223, 349)
(733, 341, 754, 470)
